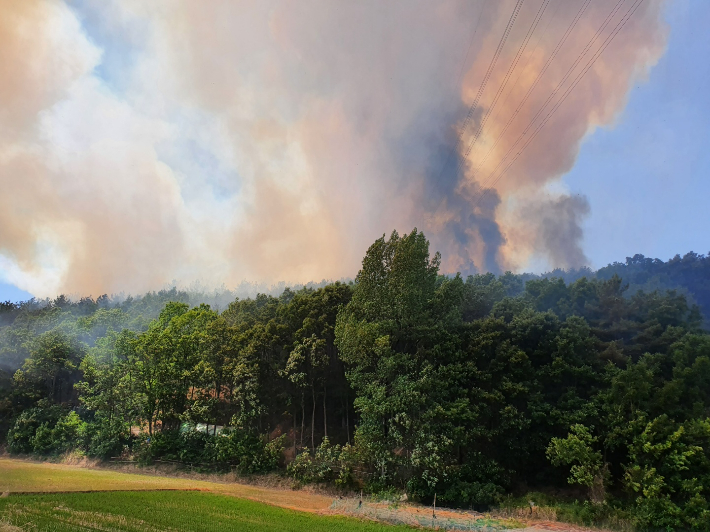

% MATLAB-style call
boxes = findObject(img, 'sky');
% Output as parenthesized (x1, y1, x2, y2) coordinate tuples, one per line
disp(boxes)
(564, 0, 710, 269)
(0, 0, 706, 302)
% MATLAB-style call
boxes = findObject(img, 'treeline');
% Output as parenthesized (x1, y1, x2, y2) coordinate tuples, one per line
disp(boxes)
(2, 230, 710, 531)
(528, 251, 710, 327)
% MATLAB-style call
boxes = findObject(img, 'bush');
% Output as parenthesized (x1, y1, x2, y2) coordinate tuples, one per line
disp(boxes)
(215, 429, 284, 473)
(547, 424, 608, 503)
(30, 423, 56, 454)
(84, 418, 131, 459)
(136, 430, 181, 463)
(287, 438, 356, 487)
(624, 416, 710, 531)
(135, 427, 284, 474)
(263, 435, 287, 470)
(406, 455, 506, 508)
(52, 412, 85, 453)
(177, 429, 215, 464)
(7, 406, 64, 454)
(8, 409, 87, 456)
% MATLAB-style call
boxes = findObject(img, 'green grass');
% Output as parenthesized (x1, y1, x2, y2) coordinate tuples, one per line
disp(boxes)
(0, 458, 199, 493)
(0, 490, 413, 531)
(0, 457, 335, 513)
(497, 491, 635, 531)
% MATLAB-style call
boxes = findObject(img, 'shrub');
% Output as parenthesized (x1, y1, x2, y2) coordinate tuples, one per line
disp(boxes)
(178, 429, 215, 464)
(136, 430, 181, 463)
(547, 424, 609, 503)
(84, 418, 131, 459)
(52, 412, 85, 453)
(30, 423, 56, 454)
(7, 406, 63, 454)
(135, 426, 284, 474)
(287, 438, 356, 487)
(406, 454, 506, 507)
(215, 429, 284, 473)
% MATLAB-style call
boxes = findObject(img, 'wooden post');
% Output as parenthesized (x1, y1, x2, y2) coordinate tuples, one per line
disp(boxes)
(432, 492, 436, 519)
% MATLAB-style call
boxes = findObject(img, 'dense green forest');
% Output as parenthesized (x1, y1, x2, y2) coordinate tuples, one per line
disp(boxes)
(2, 230, 710, 531)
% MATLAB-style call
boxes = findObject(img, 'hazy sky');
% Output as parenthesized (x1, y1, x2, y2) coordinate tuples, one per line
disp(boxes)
(564, 0, 710, 269)
(0, 0, 706, 302)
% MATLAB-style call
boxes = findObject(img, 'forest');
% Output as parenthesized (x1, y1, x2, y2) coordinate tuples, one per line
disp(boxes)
(2, 229, 710, 531)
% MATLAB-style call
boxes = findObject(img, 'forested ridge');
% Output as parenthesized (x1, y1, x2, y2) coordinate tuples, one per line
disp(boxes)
(2, 230, 710, 531)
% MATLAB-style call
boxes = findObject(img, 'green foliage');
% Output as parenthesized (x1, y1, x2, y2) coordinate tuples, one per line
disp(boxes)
(30, 422, 57, 454)
(287, 438, 356, 487)
(137, 430, 181, 463)
(7, 405, 64, 453)
(83, 417, 131, 459)
(597, 252, 710, 328)
(406, 456, 506, 507)
(3, 231, 710, 530)
(212, 428, 278, 473)
(8, 408, 89, 456)
(136, 427, 285, 474)
(12, 330, 86, 405)
(547, 424, 608, 502)
(500, 492, 634, 530)
(624, 416, 710, 530)
(50, 411, 84, 453)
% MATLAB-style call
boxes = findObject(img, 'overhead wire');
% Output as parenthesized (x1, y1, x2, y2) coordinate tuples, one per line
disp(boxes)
(473, 0, 647, 207)
(465, 0, 579, 182)
(433, 0, 525, 185)
(469, 0, 629, 198)
(457, 0, 552, 175)
(472, 0, 619, 194)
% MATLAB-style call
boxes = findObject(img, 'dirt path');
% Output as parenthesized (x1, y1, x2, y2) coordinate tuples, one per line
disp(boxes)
(328, 497, 602, 531)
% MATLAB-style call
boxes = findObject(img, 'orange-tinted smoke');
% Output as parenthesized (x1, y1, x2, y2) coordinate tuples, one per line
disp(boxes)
(0, 0, 667, 297)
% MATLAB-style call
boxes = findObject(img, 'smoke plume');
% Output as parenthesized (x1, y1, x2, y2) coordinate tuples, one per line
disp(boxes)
(0, 0, 667, 297)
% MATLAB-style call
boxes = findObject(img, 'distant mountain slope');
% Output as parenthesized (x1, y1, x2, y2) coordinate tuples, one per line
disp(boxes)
(595, 252, 710, 318)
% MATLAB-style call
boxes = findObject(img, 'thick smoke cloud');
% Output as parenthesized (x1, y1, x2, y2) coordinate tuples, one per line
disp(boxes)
(523, 193, 592, 270)
(0, 0, 667, 297)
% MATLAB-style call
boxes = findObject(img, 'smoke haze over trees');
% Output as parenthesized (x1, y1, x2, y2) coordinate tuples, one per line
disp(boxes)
(0, 0, 669, 298)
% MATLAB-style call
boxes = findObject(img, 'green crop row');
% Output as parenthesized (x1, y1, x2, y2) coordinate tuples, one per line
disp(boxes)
(0, 490, 411, 532)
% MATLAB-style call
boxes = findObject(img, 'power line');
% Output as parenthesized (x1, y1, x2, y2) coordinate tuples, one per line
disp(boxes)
(434, 0, 525, 184)
(457, 0, 552, 174)
(472, 0, 612, 193)
(474, 0, 646, 207)
(472, 0, 627, 197)
(466, 0, 576, 182)
(471, 0, 564, 167)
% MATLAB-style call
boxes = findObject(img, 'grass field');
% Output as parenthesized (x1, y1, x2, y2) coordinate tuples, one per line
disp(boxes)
(0, 458, 409, 531)
(0, 490, 412, 531)
(0, 458, 532, 531)
(0, 457, 332, 512)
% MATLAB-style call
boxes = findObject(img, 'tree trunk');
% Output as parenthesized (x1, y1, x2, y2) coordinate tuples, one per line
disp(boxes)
(311, 384, 316, 452)
(323, 383, 328, 440)
(301, 392, 305, 447)
(346, 392, 350, 445)
(293, 400, 297, 455)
